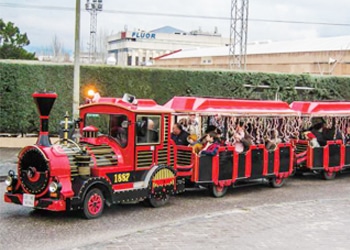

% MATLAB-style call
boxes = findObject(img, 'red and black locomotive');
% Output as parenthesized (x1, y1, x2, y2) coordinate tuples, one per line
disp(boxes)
(4, 91, 350, 219)
(4, 92, 178, 219)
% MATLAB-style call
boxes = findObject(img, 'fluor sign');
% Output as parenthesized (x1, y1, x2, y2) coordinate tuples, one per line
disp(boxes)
(131, 32, 156, 39)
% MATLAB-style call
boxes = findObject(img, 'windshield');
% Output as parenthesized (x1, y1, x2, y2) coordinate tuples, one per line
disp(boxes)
(85, 113, 129, 148)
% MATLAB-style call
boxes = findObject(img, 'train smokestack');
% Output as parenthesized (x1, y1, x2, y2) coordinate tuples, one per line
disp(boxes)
(32, 91, 57, 146)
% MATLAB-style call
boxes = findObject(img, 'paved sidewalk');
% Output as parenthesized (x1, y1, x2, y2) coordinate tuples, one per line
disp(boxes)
(0, 137, 58, 178)
(0, 148, 19, 179)
(77, 198, 350, 250)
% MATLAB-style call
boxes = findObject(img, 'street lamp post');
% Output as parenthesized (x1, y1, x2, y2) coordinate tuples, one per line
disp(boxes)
(85, 0, 103, 63)
(73, 0, 81, 119)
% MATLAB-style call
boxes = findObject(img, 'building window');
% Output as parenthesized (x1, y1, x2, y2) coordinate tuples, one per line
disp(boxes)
(201, 57, 213, 65)
(127, 56, 132, 66)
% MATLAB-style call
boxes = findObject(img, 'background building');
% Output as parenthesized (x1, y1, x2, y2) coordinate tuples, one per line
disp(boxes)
(107, 26, 229, 66)
(153, 36, 350, 76)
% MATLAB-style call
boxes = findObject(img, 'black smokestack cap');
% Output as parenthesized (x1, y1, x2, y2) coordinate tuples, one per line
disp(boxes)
(32, 91, 58, 146)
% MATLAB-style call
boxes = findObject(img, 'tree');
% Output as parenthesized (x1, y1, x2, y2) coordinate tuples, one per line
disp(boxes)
(52, 34, 63, 61)
(0, 19, 36, 60)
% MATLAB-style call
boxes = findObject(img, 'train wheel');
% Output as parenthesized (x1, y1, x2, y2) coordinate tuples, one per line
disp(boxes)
(269, 177, 286, 188)
(147, 194, 170, 208)
(322, 171, 336, 180)
(290, 167, 297, 177)
(211, 185, 228, 198)
(83, 188, 105, 219)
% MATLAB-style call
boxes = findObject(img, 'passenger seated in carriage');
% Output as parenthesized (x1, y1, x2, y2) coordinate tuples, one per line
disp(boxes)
(228, 121, 245, 153)
(209, 114, 225, 136)
(199, 132, 220, 156)
(344, 126, 350, 145)
(303, 131, 320, 148)
(178, 114, 200, 137)
(203, 125, 224, 145)
(310, 118, 343, 146)
(310, 118, 328, 146)
(265, 129, 282, 151)
(187, 134, 203, 154)
(171, 123, 190, 146)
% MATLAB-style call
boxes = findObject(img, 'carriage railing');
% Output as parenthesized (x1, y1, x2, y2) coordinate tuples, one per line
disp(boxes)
(173, 145, 195, 176)
(294, 140, 309, 154)
(293, 138, 345, 170)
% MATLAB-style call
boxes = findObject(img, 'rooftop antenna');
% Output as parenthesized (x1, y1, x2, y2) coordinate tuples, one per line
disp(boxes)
(85, 0, 103, 63)
(229, 0, 249, 70)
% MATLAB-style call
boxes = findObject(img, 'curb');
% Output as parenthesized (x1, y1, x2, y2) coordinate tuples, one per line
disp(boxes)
(0, 176, 6, 182)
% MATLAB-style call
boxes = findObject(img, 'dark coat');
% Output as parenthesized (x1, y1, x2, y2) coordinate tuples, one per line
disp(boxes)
(138, 130, 159, 143)
(311, 129, 327, 146)
(171, 130, 189, 146)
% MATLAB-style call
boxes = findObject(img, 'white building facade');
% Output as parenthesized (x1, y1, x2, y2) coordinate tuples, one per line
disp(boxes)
(107, 26, 229, 66)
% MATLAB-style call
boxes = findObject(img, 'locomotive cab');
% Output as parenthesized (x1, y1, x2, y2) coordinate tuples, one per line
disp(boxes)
(4, 92, 178, 219)
(71, 94, 178, 217)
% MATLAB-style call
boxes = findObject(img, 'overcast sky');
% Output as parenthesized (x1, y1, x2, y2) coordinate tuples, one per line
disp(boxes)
(1, 0, 349, 53)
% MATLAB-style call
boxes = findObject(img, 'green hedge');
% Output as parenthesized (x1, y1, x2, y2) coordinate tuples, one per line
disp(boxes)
(0, 61, 349, 134)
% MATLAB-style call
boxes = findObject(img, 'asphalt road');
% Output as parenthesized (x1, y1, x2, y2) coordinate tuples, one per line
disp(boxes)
(1, 173, 350, 250)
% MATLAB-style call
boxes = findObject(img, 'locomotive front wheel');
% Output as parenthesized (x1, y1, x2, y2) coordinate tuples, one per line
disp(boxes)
(322, 171, 336, 180)
(269, 177, 286, 188)
(146, 194, 170, 208)
(83, 188, 105, 219)
(211, 185, 228, 198)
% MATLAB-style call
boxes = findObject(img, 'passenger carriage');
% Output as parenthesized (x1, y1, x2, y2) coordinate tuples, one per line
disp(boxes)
(165, 97, 299, 197)
(290, 101, 350, 179)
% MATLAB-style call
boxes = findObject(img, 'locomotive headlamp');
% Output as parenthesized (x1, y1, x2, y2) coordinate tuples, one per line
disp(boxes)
(5, 176, 13, 187)
(5, 170, 17, 187)
(49, 182, 58, 192)
(49, 181, 62, 193)
(8, 170, 15, 177)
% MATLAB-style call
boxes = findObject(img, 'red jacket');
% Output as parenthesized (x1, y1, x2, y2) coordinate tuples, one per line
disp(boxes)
(200, 142, 219, 156)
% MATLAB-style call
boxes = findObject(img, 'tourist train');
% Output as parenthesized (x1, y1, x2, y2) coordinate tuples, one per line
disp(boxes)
(4, 92, 350, 218)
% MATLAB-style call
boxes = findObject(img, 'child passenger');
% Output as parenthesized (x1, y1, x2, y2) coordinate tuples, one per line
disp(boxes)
(199, 132, 220, 156)
(187, 134, 203, 154)
(232, 121, 245, 153)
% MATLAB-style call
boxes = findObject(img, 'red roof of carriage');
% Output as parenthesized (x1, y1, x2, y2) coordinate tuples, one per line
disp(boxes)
(164, 96, 298, 116)
(80, 97, 173, 113)
(290, 101, 350, 116)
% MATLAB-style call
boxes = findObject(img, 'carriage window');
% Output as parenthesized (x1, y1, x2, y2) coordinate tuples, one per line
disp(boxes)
(84, 113, 128, 148)
(136, 115, 161, 145)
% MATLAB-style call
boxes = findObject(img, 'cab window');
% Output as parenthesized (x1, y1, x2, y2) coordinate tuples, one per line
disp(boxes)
(85, 113, 109, 134)
(136, 115, 161, 145)
(85, 113, 128, 148)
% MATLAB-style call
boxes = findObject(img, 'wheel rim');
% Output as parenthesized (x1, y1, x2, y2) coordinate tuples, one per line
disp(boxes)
(215, 185, 225, 193)
(275, 178, 283, 185)
(212, 185, 227, 197)
(326, 171, 335, 177)
(88, 193, 103, 215)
